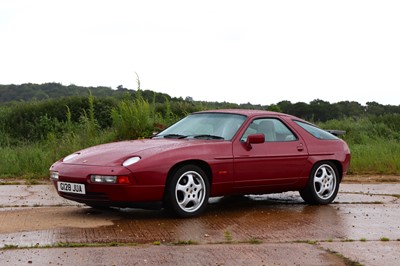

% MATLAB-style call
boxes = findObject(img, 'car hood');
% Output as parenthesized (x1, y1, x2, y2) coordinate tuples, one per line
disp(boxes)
(61, 138, 213, 167)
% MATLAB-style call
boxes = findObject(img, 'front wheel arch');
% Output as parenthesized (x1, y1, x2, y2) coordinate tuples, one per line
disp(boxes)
(165, 160, 212, 192)
(163, 162, 211, 217)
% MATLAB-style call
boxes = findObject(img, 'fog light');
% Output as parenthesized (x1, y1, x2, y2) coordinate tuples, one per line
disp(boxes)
(50, 171, 59, 180)
(90, 175, 117, 183)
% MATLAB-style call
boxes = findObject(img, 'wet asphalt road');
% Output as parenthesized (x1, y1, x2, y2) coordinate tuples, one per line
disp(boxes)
(0, 183, 399, 265)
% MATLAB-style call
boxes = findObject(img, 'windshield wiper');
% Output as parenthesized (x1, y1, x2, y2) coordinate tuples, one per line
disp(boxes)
(156, 134, 188, 139)
(155, 134, 224, 140)
(192, 134, 225, 140)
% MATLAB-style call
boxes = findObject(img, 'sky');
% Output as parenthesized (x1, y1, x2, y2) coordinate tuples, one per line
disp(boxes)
(1, 0, 399, 106)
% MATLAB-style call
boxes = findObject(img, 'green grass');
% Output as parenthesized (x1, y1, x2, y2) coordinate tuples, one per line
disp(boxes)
(319, 118, 400, 175)
(3, 244, 19, 249)
(0, 144, 52, 178)
(349, 140, 400, 175)
(224, 231, 233, 242)
(0, 128, 116, 179)
(1, 121, 400, 179)
(55, 242, 135, 248)
(248, 237, 263, 244)
(325, 248, 364, 266)
(0, 95, 400, 179)
(172, 240, 198, 245)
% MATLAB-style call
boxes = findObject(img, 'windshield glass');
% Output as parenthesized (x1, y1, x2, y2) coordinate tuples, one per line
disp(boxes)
(156, 113, 247, 140)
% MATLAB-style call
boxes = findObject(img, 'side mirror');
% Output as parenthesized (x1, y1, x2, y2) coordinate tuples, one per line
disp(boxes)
(245, 134, 265, 150)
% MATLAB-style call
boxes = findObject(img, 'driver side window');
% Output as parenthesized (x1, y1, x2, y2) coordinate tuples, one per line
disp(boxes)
(241, 118, 297, 142)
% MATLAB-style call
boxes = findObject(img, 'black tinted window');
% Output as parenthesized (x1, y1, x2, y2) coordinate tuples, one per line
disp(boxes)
(295, 121, 338, 140)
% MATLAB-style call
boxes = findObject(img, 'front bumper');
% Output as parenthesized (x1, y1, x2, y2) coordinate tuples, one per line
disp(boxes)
(50, 163, 165, 206)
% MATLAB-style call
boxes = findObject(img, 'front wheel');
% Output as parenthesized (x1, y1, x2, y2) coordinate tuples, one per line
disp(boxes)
(165, 165, 210, 218)
(299, 162, 340, 204)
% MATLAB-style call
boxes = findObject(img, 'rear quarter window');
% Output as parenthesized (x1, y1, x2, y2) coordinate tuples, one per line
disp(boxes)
(294, 121, 339, 140)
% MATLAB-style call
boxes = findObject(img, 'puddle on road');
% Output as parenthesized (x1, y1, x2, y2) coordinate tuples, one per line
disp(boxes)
(0, 207, 114, 234)
(1, 192, 399, 248)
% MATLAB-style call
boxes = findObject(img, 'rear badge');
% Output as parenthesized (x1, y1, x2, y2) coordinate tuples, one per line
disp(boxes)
(82, 160, 88, 163)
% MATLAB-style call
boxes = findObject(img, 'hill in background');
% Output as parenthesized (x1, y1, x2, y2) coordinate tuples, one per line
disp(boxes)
(1, 82, 400, 123)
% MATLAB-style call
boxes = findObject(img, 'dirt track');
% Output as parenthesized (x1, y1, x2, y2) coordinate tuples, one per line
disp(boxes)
(0, 179, 399, 265)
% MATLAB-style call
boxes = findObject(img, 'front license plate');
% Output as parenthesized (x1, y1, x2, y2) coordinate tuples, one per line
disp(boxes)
(57, 182, 86, 194)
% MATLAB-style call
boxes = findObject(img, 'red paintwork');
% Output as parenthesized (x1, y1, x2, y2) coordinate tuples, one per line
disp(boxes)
(50, 109, 351, 207)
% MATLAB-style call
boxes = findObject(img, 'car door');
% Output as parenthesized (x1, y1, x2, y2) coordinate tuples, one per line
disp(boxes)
(232, 117, 309, 191)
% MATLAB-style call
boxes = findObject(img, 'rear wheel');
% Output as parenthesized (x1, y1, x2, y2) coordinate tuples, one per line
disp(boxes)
(299, 162, 339, 204)
(165, 164, 210, 218)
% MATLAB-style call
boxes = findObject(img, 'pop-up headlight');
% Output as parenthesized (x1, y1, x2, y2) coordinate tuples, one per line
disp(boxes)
(122, 156, 141, 167)
(63, 153, 80, 162)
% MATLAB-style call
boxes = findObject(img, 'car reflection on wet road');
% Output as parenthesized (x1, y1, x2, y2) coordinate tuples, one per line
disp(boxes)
(0, 183, 399, 265)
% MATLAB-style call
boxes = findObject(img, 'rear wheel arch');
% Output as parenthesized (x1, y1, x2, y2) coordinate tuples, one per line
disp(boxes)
(307, 159, 343, 182)
(300, 160, 341, 204)
(317, 160, 343, 182)
(331, 160, 343, 182)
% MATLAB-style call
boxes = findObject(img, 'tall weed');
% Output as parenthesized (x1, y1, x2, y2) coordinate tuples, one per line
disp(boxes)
(1, 91, 400, 179)
(0, 143, 51, 178)
(349, 140, 400, 174)
(319, 118, 400, 174)
(111, 93, 154, 140)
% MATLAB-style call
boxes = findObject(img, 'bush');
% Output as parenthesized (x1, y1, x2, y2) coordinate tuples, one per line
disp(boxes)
(1, 90, 400, 179)
(318, 118, 400, 174)
(111, 92, 155, 140)
(0, 95, 117, 142)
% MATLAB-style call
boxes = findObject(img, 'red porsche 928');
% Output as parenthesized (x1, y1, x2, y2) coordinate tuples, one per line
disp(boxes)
(50, 109, 351, 217)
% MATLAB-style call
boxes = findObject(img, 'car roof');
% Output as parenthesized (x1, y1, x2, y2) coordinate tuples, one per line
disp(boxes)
(194, 109, 297, 119)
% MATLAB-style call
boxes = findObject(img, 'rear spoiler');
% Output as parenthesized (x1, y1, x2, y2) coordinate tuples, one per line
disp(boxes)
(326, 130, 346, 137)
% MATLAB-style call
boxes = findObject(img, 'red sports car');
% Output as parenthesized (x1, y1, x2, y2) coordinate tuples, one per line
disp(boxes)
(50, 109, 351, 217)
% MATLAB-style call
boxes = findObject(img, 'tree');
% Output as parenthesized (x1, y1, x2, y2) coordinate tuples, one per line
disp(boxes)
(276, 100, 292, 114)
(309, 99, 339, 122)
(334, 101, 365, 118)
(267, 104, 282, 112)
(366, 101, 385, 116)
(291, 102, 311, 120)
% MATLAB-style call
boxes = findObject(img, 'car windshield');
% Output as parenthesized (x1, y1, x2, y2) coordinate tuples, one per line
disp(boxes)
(155, 113, 247, 140)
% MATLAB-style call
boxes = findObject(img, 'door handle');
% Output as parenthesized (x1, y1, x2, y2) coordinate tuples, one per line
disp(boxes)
(297, 143, 304, 151)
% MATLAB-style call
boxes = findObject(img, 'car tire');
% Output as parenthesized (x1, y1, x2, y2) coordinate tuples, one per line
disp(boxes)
(299, 162, 339, 204)
(165, 164, 210, 218)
